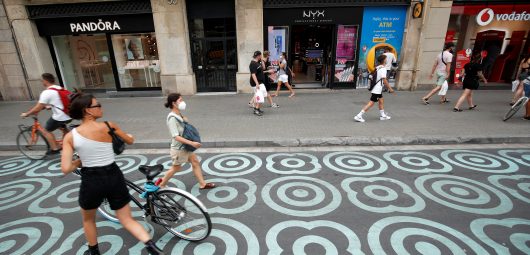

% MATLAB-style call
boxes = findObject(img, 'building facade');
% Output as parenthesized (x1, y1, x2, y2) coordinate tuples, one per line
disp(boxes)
(0, 0, 485, 101)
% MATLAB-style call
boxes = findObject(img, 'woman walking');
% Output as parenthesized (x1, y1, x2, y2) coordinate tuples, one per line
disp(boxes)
(453, 54, 487, 112)
(274, 52, 295, 98)
(262, 51, 280, 108)
(60, 94, 164, 255)
(155, 93, 215, 190)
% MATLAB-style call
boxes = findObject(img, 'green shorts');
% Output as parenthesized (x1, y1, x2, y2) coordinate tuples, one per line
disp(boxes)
(435, 72, 447, 86)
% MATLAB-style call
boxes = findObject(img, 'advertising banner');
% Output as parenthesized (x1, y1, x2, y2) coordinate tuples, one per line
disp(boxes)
(334, 25, 358, 83)
(267, 26, 288, 64)
(357, 6, 407, 88)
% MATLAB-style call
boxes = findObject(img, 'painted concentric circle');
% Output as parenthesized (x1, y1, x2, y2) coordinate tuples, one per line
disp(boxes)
(189, 178, 256, 214)
(415, 174, 512, 215)
(262, 176, 341, 217)
(323, 152, 388, 176)
(202, 153, 262, 177)
(0, 178, 51, 211)
(0, 156, 41, 177)
(368, 216, 488, 254)
(114, 154, 149, 174)
(498, 149, 530, 167)
(440, 150, 518, 173)
(266, 153, 321, 175)
(266, 220, 364, 254)
(383, 151, 452, 173)
(0, 217, 64, 255)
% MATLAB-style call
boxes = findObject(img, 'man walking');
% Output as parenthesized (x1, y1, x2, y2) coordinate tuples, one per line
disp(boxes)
(249, 51, 266, 116)
(20, 73, 72, 155)
(422, 42, 455, 104)
(354, 55, 394, 123)
(383, 47, 396, 79)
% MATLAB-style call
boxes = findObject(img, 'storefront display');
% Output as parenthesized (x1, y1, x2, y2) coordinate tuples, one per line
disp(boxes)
(446, 3, 530, 84)
(30, 2, 158, 91)
(357, 6, 407, 89)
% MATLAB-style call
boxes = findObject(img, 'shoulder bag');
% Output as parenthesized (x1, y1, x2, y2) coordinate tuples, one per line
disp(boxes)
(104, 121, 125, 155)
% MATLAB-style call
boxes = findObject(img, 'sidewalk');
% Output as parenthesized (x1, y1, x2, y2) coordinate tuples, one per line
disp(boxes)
(0, 89, 528, 150)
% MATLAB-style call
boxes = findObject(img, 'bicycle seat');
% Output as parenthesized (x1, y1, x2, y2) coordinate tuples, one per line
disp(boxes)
(139, 164, 164, 180)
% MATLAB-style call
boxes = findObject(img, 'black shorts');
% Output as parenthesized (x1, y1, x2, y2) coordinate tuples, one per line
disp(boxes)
(79, 163, 131, 210)
(370, 93, 383, 102)
(45, 117, 71, 132)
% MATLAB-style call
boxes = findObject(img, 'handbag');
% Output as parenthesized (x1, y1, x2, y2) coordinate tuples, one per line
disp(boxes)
(171, 117, 201, 152)
(104, 121, 125, 155)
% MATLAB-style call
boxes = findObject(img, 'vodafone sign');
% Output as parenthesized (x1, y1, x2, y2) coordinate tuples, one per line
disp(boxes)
(476, 7, 530, 26)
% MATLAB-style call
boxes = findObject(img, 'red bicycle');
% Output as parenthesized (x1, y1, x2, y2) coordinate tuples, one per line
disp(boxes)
(17, 116, 70, 160)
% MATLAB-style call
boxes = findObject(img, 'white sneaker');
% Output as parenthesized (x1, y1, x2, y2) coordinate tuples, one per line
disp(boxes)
(354, 115, 365, 122)
(380, 115, 391, 120)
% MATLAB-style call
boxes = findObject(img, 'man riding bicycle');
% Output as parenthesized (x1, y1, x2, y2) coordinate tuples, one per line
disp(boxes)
(20, 73, 71, 155)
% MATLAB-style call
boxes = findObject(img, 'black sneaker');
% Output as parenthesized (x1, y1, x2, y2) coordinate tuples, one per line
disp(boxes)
(83, 248, 101, 255)
(145, 241, 164, 255)
(523, 116, 530, 120)
(253, 109, 262, 116)
(46, 149, 61, 156)
(258, 108, 264, 114)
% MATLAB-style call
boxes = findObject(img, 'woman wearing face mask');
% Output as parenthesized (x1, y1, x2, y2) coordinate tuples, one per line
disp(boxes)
(274, 52, 295, 98)
(61, 93, 164, 255)
(155, 93, 215, 190)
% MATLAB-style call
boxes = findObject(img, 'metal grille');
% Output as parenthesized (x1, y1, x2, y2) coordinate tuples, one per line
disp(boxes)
(264, 0, 410, 8)
(27, 0, 152, 19)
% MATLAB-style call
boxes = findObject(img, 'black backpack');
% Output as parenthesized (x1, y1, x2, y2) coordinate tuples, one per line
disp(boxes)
(170, 116, 201, 152)
(368, 67, 382, 91)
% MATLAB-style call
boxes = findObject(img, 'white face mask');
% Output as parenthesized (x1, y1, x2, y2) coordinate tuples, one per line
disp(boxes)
(178, 101, 187, 111)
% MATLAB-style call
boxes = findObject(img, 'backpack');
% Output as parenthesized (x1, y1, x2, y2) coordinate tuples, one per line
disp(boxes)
(368, 67, 382, 91)
(48, 87, 72, 114)
(170, 116, 201, 152)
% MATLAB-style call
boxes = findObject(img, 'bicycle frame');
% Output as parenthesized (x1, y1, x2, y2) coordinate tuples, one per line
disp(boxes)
(19, 116, 69, 146)
(123, 179, 199, 229)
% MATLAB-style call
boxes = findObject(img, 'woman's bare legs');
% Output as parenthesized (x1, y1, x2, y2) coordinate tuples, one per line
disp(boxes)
(81, 209, 98, 246)
(466, 90, 475, 107)
(285, 82, 295, 97)
(189, 153, 207, 188)
(115, 204, 151, 243)
(454, 89, 471, 110)
(158, 164, 182, 188)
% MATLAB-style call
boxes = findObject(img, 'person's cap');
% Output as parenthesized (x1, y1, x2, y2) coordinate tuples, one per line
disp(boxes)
(253, 51, 262, 58)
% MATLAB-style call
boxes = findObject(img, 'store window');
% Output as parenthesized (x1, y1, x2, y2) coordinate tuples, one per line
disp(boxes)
(52, 34, 116, 90)
(334, 25, 358, 83)
(447, 4, 530, 83)
(111, 33, 160, 88)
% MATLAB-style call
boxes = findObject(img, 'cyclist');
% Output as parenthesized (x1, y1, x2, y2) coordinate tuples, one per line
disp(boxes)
(60, 93, 164, 255)
(20, 73, 71, 155)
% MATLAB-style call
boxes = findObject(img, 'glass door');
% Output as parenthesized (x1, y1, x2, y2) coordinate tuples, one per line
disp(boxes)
(52, 34, 116, 90)
(333, 25, 358, 87)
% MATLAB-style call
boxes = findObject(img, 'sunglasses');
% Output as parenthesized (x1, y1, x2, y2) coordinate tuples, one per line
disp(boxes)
(87, 103, 102, 108)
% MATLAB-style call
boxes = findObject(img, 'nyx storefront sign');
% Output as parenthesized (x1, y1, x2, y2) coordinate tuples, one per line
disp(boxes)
(264, 7, 363, 25)
(35, 14, 154, 36)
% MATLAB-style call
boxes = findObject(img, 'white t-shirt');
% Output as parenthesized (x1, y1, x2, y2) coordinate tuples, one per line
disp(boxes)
(383, 52, 396, 71)
(38, 85, 71, 121)
(371, 65, 387, 94)
(435, 50, 453, 75)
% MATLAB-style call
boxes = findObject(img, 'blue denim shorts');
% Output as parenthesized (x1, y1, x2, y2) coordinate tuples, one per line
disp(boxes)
(524, 83, 530, 98)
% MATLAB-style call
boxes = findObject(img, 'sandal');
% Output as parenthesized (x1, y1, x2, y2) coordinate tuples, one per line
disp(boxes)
(469, 105, 477, 110)
(200, 183, 216, 190)
(441, 99, 450, 104)
(453, 108, 463, 112)
(422, 98, 430, 105)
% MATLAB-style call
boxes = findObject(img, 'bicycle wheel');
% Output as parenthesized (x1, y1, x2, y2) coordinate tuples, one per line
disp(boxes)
(152, 188, 211, 241)
(504, 97, 528, 121)
(97, 199, 120, 223)
(16, 128, 49, 160)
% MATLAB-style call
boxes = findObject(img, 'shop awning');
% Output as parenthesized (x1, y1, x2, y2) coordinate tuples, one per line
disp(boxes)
(27, 0, 152, 19)
(264, 0, 410, 8)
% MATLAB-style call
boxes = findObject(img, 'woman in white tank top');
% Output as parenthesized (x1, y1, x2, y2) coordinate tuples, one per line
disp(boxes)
(60, 93, 163, 255)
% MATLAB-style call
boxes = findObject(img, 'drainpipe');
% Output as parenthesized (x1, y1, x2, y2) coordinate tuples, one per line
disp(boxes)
(411, 0, 429, 91)
(2, 0, 34, 100)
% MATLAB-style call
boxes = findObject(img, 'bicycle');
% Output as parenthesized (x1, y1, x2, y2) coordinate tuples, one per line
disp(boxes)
(503, 96, 529, 121)
(90, 164, 212, 241)
(17, 116, 71, 160)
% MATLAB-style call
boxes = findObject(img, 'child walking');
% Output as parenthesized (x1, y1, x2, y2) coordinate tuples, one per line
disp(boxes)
(354, 54, 394, 123)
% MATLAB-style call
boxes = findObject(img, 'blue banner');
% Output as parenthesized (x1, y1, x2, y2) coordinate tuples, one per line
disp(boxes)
(357, 6, 407, 88)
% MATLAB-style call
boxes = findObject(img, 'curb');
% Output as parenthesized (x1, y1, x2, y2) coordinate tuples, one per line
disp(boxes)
(2, 135, 529, 151)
